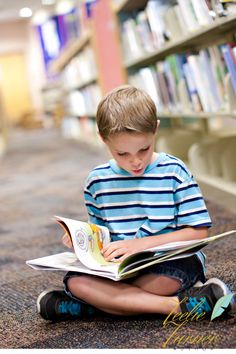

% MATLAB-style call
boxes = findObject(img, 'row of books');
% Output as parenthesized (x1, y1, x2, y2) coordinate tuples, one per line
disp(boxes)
(61, 116, 100, 144)
(120, 0, 235, 61)
(128, 42, 236, 114)
(64, 84, 102, 117)
(41, 84, 63, 114)
(62, 46, 98, 91)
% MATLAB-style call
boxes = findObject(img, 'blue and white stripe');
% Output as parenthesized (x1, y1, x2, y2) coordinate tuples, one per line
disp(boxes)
(84, 152, 211, 241)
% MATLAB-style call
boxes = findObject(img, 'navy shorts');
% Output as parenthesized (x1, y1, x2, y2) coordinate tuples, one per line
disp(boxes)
(63, 254, 206, 300)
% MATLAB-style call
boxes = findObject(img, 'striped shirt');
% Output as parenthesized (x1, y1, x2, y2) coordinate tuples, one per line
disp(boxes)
(84, 152, 212, 243)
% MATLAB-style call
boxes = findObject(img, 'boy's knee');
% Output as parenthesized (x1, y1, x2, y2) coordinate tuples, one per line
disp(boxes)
(67, 275, 92, 297)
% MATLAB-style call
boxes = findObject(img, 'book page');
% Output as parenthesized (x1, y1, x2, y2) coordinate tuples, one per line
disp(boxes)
(55, 216, 116, 272)
(26, 252, 119, 280)
(118, 230, 236, 277)
(145, 230, 236, 253)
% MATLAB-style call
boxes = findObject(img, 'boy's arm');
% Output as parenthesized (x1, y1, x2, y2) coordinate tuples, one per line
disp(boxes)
(102, 227, 209, 262)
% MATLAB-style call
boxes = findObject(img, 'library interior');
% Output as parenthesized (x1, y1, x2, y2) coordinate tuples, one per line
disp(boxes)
(1, 0, 236, 349)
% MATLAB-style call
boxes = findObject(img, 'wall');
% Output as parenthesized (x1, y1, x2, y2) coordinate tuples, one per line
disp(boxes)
(0, 19, 46, 123)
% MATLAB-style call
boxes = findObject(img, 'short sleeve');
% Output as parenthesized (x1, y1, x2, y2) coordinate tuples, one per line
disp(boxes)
(174, 176, 212, 228)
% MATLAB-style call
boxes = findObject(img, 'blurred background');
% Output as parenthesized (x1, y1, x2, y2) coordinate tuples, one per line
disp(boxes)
(1, 2, 236, 349)
(0, 0, 236, 211)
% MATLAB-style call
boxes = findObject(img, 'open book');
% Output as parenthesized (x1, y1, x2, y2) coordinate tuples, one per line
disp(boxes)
(26, 216, 236, 281)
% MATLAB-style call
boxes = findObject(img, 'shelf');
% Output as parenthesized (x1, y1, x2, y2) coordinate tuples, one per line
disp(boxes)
(124, 14, 236, 69)
(66, 111, 97, 118)
(64, 76, 98, 92)
(113, 0, 148, 13)
(49, 31, 91, 74)
(158, 111, 236, 119)
(196, 174, 236, 196)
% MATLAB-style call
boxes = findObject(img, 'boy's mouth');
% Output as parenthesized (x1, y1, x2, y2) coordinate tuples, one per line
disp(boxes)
(131, 167, 144, 175)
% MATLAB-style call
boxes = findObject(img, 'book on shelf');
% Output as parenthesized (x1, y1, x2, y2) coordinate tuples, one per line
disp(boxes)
(121, 18, 144, 60)
(220, 43, 236, 95)
(190, 0, 213, 26)
(176, 0, 200, 32)
(65, 84, 101, 117)
(198, 49, 223, 110)
(63, 46, 97, 90)
(156, 62, 176, 111)
(163, 5, 185, 42)
(129, 66, 163, 110)
(26, 216, 236, 281)
(136, 10, 155, 53)
(145, 0, 172, 48)
(182, 61, 203, 112)
(208, 46, 227, 101)
(187, 54, 212, 112)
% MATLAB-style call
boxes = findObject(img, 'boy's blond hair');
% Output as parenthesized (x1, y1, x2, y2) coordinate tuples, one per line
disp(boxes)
(96, 85, 157, 140)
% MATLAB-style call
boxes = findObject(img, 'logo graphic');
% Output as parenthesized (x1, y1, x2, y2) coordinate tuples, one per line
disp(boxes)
(210, 293, 234, 321)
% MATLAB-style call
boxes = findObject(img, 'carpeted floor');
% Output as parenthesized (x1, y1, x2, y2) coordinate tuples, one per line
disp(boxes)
(0, 128, 235, 349)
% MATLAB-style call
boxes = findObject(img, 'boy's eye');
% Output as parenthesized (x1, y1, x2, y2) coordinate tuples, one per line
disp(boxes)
(140, 147, 150, 152)
(117, 152, 127, 156)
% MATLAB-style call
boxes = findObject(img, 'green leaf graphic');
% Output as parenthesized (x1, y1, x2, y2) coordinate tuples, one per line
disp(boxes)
(210, 294, 233, 321)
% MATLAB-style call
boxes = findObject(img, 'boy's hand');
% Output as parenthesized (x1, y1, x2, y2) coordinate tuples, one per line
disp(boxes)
(101, 239, 145, 262)
(62, 233, 73, 249)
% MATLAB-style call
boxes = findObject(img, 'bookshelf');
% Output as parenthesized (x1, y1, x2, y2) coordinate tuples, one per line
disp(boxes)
(113, 0, 236, 196)
(49, 31, 91, 74)
(48, 0, 125, 145)
(123, 15, 236, 69)
(49, 25, 102, 144)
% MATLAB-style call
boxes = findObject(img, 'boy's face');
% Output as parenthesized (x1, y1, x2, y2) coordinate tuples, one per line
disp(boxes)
(104, 132, 157, 176)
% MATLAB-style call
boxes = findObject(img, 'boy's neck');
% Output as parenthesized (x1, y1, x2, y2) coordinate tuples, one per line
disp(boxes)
(151, 152, 158, 163)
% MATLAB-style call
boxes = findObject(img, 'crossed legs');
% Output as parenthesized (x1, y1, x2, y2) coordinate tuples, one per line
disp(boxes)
(67, 273, 181, 316)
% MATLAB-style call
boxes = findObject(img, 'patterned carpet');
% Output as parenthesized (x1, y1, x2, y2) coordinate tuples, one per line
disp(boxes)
(0, 129, 235, 349)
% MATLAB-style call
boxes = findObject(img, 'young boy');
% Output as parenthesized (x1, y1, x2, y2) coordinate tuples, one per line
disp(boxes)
(37, 85, 235, 321)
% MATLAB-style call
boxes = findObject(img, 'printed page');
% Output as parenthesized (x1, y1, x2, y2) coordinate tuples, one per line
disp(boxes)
(119, 230, 236, 277)
(26, 252, 120, 280)
(55, 216, 116, 272)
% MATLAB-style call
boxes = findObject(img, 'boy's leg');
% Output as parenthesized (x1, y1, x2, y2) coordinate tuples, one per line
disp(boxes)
(66, 255, 203, 316)
(67, 274, 236, 317)
(131, 273, 181, 296)
(37, 274, 235, 321)
(67, 275, 180, 316)
(131, 254, 206, 296)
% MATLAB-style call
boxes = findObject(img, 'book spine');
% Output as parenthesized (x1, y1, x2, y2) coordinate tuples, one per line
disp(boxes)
(163, 5, 184, 42)
(136, 10, 155, 53)
(187, 54, 211, 111)
(199, 49, 223, 111)
(145, 1, 167, 48)
(182, 62, 203, 112)
(190, 0, 213, 26)
(177, 0, 200, 32)
(221, 44, 236, 94)
(121, 18, 143, 60)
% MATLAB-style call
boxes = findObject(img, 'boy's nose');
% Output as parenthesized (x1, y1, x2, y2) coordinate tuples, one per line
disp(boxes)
(131, 156, 142, 166)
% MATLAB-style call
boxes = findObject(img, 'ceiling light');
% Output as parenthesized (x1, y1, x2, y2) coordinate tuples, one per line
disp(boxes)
(41, 0, 56, 5)
(32, 9, 50, 24)
(56, 1, 74, 15)
(19, 7, 33, 18)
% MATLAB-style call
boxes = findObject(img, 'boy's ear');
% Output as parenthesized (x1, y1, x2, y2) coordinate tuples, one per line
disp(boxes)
(97, 130, 106, 143)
